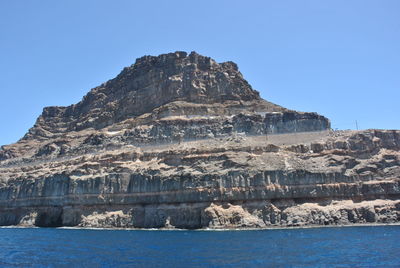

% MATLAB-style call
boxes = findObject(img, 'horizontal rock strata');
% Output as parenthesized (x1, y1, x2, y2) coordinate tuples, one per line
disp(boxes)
(0, 52, 398, 229)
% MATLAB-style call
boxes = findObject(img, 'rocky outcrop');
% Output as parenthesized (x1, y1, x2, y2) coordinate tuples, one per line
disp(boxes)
(0, 52, 398, 229)
(24, 51, 269, 139)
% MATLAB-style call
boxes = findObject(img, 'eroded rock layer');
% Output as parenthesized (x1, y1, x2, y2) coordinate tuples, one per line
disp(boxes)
(0, 52, 398, 229)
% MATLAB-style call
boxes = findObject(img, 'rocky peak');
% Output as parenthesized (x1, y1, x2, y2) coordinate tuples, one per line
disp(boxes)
(25, 51, 263, 139)
(106, 50, 258, 102)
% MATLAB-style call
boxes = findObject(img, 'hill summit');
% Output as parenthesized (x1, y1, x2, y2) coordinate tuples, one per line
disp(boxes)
(27, 51, 272, 137)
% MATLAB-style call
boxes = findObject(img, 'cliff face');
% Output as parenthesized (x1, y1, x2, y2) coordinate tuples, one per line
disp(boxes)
(0, 52, 398, 229)
(24, 51, 265, 139)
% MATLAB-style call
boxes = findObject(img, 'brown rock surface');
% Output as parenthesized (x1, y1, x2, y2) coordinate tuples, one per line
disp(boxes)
(0, 52, 398, 229)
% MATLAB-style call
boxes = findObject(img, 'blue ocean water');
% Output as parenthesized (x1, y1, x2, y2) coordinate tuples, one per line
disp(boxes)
(0, 226, 399, 267)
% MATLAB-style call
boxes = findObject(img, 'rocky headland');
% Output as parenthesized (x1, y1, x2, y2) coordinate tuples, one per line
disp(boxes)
(0, 51, 399, 229)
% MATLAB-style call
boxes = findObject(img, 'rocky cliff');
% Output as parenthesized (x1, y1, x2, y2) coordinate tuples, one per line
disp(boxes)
(0, 52, 398, 229)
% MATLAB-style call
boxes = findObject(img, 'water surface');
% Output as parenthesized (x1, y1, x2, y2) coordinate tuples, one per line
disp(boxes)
(0, 226, 399, 267)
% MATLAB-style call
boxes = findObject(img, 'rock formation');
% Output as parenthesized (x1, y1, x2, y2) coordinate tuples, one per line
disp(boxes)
(0, 51, 398, 229)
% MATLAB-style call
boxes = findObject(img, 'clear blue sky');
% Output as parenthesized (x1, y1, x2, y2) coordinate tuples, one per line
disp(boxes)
(1, 0, 399, 146)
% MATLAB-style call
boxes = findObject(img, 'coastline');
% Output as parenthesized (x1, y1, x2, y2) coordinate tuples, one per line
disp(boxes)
(1, 222, 399, 231)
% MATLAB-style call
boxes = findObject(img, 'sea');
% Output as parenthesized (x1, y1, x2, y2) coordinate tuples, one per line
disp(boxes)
(0, 225, 399, 267)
